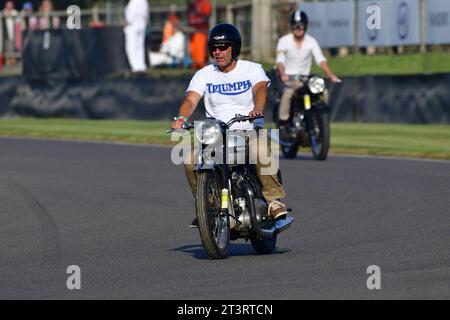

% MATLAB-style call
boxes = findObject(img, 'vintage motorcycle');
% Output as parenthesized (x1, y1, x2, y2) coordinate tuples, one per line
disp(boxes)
(272, 74, 331, 160)
(169, 114, 294, 259)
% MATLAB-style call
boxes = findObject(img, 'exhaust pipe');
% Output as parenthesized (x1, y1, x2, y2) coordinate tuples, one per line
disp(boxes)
(239, 180, 294, 238)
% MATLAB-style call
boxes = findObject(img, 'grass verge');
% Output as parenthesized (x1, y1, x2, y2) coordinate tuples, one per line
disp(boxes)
(330, 123, 450, 160)
(262, 52, 450, 77)
(0, 118, 449, 160)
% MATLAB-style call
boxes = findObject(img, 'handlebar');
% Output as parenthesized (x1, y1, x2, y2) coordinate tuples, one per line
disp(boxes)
(285, 74, 342, 84)
(287, 74, 310, 82)
(225, 114, 264, 127)
(165, 122, 194, 133)
(166, 114, 264, 133)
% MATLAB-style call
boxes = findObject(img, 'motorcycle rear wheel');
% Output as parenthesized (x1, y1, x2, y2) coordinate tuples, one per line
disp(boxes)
(250, 233, 277, 254)
(197, 171, 230, 259)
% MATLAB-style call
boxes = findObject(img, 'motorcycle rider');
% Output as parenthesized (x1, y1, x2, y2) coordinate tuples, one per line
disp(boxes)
(171, 23, 288, 227)
(276, 9, 341, 129)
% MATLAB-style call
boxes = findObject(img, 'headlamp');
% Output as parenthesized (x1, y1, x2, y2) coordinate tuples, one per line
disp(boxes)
(307, 76, 326, 94)
(195, 119, 221, 145)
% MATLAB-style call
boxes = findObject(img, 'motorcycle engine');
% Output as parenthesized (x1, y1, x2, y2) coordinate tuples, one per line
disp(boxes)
(235, 197, 267, 229)
(236, 198, 250, 229)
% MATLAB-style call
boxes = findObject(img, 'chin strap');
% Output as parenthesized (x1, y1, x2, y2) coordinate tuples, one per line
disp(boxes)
(217, 58, 236, 70)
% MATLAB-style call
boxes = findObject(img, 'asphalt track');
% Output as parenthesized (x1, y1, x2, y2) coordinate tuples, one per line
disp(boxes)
(0, 137, 449, 299)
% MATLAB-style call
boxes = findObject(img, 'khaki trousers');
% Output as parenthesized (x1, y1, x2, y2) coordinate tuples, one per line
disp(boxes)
(279, 79, 330, 121)
(279, 80, 304, 121)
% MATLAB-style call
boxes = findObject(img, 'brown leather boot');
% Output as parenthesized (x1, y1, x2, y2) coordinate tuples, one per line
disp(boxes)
(268, 200, 288, 220)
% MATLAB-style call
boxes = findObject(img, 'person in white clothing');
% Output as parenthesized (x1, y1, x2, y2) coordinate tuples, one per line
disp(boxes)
(171, 23, 288, 227)
(149, 23, 186, 67)
(2, 0, 19, 66)
(124, 0, 149, 72)
(276, 10, 340, 124)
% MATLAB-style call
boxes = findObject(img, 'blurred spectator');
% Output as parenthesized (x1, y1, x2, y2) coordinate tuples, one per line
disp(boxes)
(149, 19, 185, 67)
(2, 1, 20, 66)
(38, 0, 60, 30)
(124, 0, 150, 72)
(162, 5, 180, 45)
(187, 0, 211, 69)
(20, 2, 38, 32)
(89, 4, 106, 28)
(17, 2, 38, 53)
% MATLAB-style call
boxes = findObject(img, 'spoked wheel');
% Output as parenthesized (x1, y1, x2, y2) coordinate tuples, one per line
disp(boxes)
(279, 114, 302, 159)
(196, 171, 230, 259)
(281, 139, 300, 159)
(280, 123, 301, 159)
(311, 111, 330, 161)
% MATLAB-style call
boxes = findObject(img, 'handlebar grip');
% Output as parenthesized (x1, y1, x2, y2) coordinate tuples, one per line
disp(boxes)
(244, 115, 264, 121)
(166, 122, 194, 133)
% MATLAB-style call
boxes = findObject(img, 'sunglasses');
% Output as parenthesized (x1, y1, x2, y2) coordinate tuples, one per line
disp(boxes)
(211, 43, 232, 52)
(291, 23, 306, 30)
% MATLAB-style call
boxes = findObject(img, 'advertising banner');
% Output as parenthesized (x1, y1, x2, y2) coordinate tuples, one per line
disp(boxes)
(359, 0, 420, 47)
(301, 0, 355, 48)
(425, 0, 450, 44)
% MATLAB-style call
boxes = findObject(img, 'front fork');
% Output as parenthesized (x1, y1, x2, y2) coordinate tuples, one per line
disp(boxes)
(303, 94, 314, 134)
(220, 175, 239, 229)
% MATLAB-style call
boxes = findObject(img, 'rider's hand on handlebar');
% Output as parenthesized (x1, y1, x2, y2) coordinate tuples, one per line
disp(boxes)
(171, 116, 188, 130)
(248, 108, 263, 118)
(280, 74, 289, 81)
(171, 120, 184, 130)
(330, 75, 342, 83)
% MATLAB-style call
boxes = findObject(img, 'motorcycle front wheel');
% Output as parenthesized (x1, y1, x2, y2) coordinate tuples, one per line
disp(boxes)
(280, 118, 301, 159)
(196, 171, 230, 259)
(281, 139, 300, 159)
(311, 111, 330, 161)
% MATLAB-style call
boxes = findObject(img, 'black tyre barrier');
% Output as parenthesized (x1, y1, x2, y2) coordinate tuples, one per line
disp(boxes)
(0, 72, 449, 124)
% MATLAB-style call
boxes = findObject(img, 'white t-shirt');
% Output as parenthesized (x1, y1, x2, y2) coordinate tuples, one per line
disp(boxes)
(276, 34, 326, 76)
(186, 60, 270, 130)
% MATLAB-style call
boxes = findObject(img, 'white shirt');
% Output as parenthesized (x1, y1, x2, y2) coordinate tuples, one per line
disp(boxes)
(3, 9, 18, 40)
(125, 0, 149, 30)
(276, 34, 326, 76)
(186, 60, 270, 130)
(160, 31, 185, 62)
